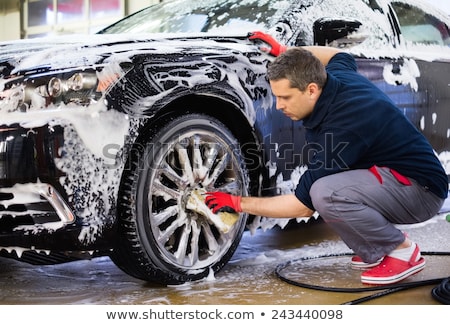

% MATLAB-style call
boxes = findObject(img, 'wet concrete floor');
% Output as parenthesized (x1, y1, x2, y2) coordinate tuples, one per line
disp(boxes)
(0, 215, 449, 305)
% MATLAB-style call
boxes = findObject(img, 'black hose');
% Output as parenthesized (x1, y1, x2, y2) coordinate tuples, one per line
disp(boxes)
(431, 277, 450, 304)
(275, 252, 450, 305)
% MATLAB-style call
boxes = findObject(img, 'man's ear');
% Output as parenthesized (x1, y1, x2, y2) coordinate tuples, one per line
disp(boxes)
(307, 83, 321, 100)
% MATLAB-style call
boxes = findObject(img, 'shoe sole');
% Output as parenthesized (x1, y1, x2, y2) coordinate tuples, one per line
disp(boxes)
(351, 260, 382, 269)
(361, 258, 425, 285)
(351, 257, 383, 269)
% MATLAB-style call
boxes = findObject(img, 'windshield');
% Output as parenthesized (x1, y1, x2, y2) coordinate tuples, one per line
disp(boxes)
(98, 0, 283, 34)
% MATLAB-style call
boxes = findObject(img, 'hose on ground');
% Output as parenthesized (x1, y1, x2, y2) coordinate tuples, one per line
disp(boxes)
(275, 252, 450, 305)
(431, 277, 450, 304)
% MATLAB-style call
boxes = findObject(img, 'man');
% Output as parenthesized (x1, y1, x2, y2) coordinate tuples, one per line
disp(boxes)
(205, 31, 448, 285)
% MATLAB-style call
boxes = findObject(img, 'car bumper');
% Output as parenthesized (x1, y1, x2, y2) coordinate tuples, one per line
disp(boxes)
(0, 124, 116, 251)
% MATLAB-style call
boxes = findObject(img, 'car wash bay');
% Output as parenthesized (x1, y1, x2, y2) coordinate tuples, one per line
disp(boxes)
(0, 215, 449, 305)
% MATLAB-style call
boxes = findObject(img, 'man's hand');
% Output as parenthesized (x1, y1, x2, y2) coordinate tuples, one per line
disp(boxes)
(205, 192, 242, 213)
(248, 31, 287, 56)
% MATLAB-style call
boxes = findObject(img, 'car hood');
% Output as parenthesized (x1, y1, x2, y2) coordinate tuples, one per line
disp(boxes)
(0, 32, 252, 78)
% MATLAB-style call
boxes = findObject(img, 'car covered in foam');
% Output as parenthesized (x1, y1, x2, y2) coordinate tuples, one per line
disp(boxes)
(0, 0, 449, 284)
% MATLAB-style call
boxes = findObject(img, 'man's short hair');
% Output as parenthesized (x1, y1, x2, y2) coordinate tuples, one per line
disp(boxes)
(267, 48, 327, 91)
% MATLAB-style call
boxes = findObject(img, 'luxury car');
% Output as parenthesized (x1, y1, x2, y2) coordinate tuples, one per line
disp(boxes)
(0, 0, 449, 284)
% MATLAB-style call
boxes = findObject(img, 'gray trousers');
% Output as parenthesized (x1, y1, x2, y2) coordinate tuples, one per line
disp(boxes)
(309, 167, 445, 263)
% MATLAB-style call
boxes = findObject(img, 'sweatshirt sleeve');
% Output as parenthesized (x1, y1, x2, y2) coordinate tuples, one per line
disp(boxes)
(294, 170, 316, 210)
(326, 52, 358, 72)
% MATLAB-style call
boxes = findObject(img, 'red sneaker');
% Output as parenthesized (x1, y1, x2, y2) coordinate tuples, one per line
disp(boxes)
(361, 244, 425, 285)
(351, 255, 383, 269)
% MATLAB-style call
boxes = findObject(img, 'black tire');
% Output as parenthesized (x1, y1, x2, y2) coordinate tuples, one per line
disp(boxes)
(110, 113, 249, 284)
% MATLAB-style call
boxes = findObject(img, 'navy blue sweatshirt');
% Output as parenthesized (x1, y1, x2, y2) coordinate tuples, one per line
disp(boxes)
(295, 52, 448, 210)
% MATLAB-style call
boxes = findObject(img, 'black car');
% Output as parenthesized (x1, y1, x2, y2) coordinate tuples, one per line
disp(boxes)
(0, 0, 449, 284)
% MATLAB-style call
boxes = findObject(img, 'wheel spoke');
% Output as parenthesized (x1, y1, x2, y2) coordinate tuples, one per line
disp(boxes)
(192, 135, 208, 180)
(160, 160, 189, 189)
(158, 216, 187, 244)
(188, 220, 201, 265)
(202, 143, 219, 174)
(201, 223, 220, 252)
(152, 205, 178, 226)
(203, 151, 230, 187)
(152, 179, 180, 201)
(173, 223, 191, 264)
(175, 144, 195, 185)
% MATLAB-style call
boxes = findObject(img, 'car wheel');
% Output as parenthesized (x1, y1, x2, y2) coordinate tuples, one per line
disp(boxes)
(110, 113, 249, 284)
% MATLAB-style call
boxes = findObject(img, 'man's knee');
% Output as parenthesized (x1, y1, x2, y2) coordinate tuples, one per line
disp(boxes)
(310, 177, 334, 215)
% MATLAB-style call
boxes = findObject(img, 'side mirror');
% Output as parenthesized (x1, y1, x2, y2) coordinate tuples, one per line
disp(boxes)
(313, 17, 365, 47)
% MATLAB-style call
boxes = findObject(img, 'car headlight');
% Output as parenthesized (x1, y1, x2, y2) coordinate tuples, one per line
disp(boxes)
(0, 70, 102, 112)
(36, 73, 99, 99)
(31, 71, 101, 109)
(1, 62, 129, 113)
(47, 77, 63, 97)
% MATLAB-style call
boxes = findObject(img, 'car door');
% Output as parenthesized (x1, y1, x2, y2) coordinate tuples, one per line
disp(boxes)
(388, 0, 450, 159)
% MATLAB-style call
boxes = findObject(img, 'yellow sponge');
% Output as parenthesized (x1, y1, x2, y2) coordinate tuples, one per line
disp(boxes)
(186, 188, 239, 233)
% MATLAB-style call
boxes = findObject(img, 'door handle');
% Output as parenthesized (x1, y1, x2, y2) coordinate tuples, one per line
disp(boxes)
(391, 61, 401, 75)
(383, 59, 420, 91)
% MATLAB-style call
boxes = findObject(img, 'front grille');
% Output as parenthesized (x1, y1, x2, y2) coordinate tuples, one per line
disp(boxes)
(0, 125, 38, 183)
(0, 188, 61, 232)
(0, 123, 74, 230)
(0, 183, 75, 229)
(0, 124, 66, 189)
(0, 134, 9, 179)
